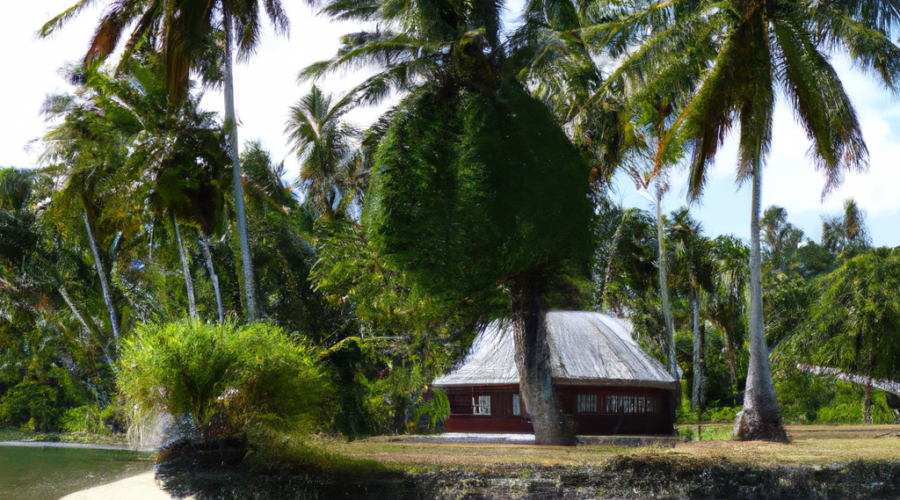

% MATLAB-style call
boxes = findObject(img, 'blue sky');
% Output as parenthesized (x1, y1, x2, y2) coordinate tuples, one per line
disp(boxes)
(2, 2, 899, 247)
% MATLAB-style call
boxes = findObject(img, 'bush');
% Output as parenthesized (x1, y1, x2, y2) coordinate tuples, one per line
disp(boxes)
(60, 405, 111, 434)
(117, 319, 333, 444)
(0, 381, 61, 431)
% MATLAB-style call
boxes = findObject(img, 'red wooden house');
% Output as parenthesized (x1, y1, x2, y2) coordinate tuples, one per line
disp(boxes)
(433, 311, 679, 436)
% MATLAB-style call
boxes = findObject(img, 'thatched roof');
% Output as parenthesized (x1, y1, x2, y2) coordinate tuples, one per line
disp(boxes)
(433, 311, 678, 390)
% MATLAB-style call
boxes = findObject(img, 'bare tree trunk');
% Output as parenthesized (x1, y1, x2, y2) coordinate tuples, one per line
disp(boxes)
(600, 209, 626, 308)
(83, 212, 120, 342)
(691, 286, 702, 413)
(173, 215, 198, 318)
(733, 162, 787, 442)
(59, 286, 91, 339)
(864, 379, 873, 425)
(223, 9, 259, 320)
(723, 325, 739, 399)
(796, 364, 900, 396)
(655, 185, 678, 381)
(200, 235, 224, 323)
(512, 277, 576, 446)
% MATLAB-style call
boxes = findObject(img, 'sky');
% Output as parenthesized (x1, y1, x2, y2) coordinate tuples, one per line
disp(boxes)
(2, 2, 900, 247)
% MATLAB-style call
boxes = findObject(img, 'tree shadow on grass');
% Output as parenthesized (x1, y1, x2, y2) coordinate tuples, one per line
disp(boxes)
(155, 438, 434, 500)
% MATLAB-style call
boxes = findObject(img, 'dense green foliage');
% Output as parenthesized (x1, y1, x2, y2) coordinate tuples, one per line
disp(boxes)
(117, 320, 331, 441)
(367, 83, 592, 299)
(5, 0, 900, 455)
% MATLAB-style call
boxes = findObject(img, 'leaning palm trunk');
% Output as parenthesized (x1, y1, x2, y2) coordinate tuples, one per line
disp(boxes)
(200, 235, 224, 323)
(734, 164, 787, 442)
(83, 212, 120, 342)
(172, 215, 198, 318)
(655, 189, 678, 380)
(512, 278, 576, 446)
(795, 364, 900, 396)
(222, 10, 259, 320)
(59, 286, 92, 342)
(691, 287, 703, 413)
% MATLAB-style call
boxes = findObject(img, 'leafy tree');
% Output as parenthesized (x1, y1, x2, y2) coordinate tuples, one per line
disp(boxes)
(707, 235, 749, 399)
(43, 0, 298, 320)
(822, 198, 872, 259)
(582, 0, 900, 441)
(783, 249, 900, 424)
(668, 208, 712, 413)
(307, 0, 593, 445)
(285, 86, 362, 220)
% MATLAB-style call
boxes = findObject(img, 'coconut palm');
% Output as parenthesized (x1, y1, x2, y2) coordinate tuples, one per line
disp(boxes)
(285, 86, 361, 219)
(822, 198, 872, 258)
(668, 207, 712, 412)
(307, 0, 595, 445)
(41, 0, 295, 320)
(580, 0, 900, 441)
(707, 235, 749, 400)
(785, 248, 900, 425)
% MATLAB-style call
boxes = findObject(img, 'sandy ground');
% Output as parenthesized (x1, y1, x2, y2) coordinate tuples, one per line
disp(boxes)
(59, 472, 182, 500)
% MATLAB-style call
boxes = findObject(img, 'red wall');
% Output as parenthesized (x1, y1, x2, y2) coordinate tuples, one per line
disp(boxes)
(443, 384, 675, 436)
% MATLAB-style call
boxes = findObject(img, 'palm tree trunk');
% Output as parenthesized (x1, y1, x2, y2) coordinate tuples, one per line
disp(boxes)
(512, 276, 576, 446)
(83, 212, 120, 342)
(864, 378, 873, 425)
(223, 9, 259, 320)
(600, 208, 626, 308)
(172, 215, 198, 318)
(59, 286, 91, 340)
(723, 325, 739, 400)
(655, 187, 678, 380)
(733, 161, 787, 442)
(691, 286, 702, 413)
(200, 235, 224, 323)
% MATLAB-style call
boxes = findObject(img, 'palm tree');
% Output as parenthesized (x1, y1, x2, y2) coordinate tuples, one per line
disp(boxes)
(41, 0, 294, 320)
(668, 207, 712, 413)
(581, 0, 900, 441)
(822, 198, 872, 258)
(307, 0, 594, 446)
(785, 248, 900, 425)
(708, 235, 749, 400)
(285, 86, 361, 219)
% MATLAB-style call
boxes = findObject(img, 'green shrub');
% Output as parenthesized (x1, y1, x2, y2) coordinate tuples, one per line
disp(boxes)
(60, 405, 110, 434)
(0, 381, 61, 431)
(117, 319, 333, 443)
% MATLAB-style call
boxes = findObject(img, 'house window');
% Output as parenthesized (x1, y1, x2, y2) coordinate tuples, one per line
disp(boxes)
(606, 395, 659, 414)
(472, 395, 491, 415)
(577, 394, 598, 414)
(512, 394, 521, 416)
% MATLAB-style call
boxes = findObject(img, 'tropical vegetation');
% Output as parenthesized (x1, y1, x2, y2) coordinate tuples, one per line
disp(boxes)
(2, 0, 900, 472)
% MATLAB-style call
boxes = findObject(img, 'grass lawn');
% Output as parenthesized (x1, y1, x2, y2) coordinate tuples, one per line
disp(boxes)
(327, 425, 900, 471)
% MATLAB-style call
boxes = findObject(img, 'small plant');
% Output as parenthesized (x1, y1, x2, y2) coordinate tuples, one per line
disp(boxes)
(117, 319, 333, 445)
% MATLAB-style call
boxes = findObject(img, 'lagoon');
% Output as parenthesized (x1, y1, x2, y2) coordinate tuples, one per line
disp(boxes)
(0, 444, 153, 500)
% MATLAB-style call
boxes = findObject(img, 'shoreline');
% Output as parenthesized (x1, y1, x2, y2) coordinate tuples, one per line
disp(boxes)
(0, 440, 154, 452)
(59, 472, 178, 500)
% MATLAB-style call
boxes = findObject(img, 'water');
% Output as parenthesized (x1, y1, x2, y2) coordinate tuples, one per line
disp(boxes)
(0, 444, 153, 500)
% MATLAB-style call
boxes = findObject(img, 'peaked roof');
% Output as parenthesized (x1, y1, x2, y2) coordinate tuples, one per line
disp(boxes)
(433, 310, 678, 390)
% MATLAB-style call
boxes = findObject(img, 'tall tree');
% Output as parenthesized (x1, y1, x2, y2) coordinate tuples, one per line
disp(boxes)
(708, 235, 749, 399)
(285, 86, 361, 219)
(822, 198, 872, 258)
(307, 0, 593, 445)
(41, 0, 294, 320)
(668, 207, 712, 413)
(581, 0, 900, 441)
(784, 248, 900, 425)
